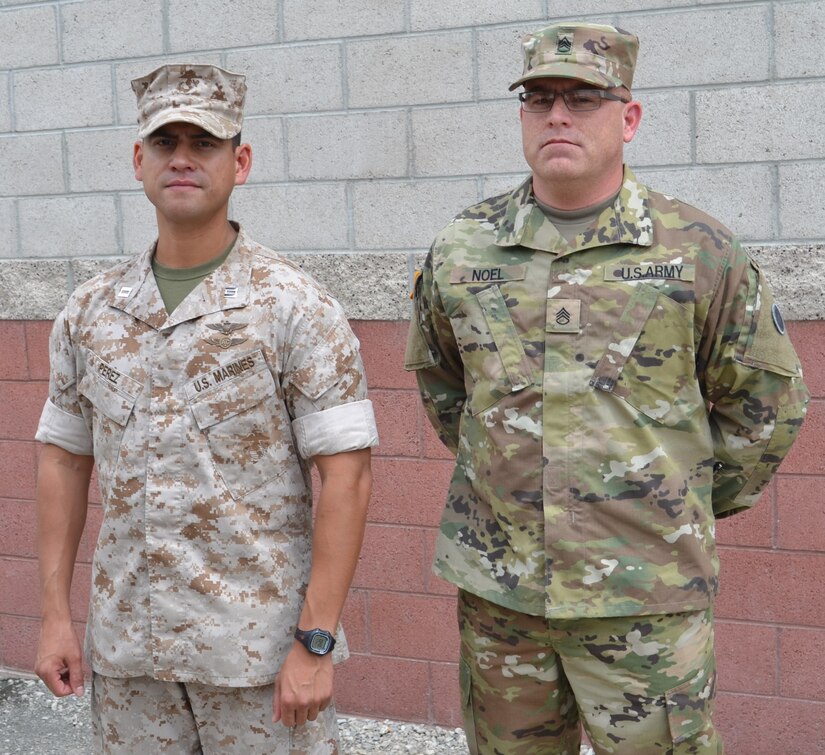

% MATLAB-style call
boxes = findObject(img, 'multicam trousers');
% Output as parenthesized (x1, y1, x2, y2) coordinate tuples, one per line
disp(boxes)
(90, 673, 339, 754)
(458, 590, 722, 755)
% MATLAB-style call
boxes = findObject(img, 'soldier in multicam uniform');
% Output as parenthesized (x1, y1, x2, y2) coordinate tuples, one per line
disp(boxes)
(34, 64, 378, 754)
(406, 22, 809, 755)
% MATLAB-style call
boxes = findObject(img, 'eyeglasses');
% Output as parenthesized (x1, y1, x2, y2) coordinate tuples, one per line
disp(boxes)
(518, 89, 630, 113)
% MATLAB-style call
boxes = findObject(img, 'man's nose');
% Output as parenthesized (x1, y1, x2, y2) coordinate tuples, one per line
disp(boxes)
(169, 145, 196, 169)
(545, 94, 572, 124)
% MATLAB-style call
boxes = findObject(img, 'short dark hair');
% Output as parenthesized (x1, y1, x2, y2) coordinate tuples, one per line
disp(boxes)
(232, 132, 242, 149)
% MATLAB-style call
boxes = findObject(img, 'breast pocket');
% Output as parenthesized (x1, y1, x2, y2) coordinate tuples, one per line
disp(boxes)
(77, 355, 141, 485)
(188, 355, 289, 500)
(590, 283, 703, 427)
(450, 285, 534, 415)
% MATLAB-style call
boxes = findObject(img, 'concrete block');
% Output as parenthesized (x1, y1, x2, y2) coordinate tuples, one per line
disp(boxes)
(0, 72, 11, 133)
(574, 0, 687, 11)
(0, 5, 58, 68)
(72, 257, 129, 288)
(780, 627, 825, 700)
(240, 117, 286, 183)
(0, 134, 65, 196)
(748, 244, 825, 321)
(61, 0, 163, 62)
(0, 200, 16, 258)
(67, 128, 137, 193)
(477, 24, 540, 101)
(789, 320, 825, 398)
(697, 83, 825, 162)
(347, 32, 473, 108)
(226, 44, 344, 115)
(412, 102, 526, 177)
(283, 0, 404, 41)
(231, 183, 348, 250)
(779, 162, 825, 240)
(0, 260, 70, 320)
(352, 178, 477, 249)
(716, 549, 825, 625)
(369, 458, 454, 523)
(634, 164, 775, 241)
(777, 478, 825, 552)
(482, 173, 529, 200)
(370, 591, 459, 661)
(776, 0, 825, 78)
(410, 0, 542, 31)
(114, 55, 224, 126)
(715, 622, 776, 695)
(19, 196, 118, 258)
(120, 192, 157, 254)
(14, 65, 113, 131)
(287, 252, 411, 321)
(625, 90, 691, 167)
(168, 0, 279, 52)
(287, 111, 407, 180)
(351, 321, 419, 390)
(631, 6, 769, 88)
(335, 655, 430, 722)
(430, 661, 462, 729)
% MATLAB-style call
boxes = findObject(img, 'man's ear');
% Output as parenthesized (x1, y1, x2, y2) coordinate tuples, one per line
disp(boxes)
(622, 100, 643, 144)
(133, 141, 144, 182)
(234, 143, 253, 187)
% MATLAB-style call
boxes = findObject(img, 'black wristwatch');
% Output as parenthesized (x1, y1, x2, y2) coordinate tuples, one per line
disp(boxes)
(294, 627, 336, 656)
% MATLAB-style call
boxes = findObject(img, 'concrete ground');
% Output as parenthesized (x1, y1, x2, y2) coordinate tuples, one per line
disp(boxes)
(0, 676, 90, 755)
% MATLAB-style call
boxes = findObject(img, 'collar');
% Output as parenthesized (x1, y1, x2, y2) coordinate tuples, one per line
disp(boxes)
(105, 223, 253, 330)
(494, 166, 654, 255)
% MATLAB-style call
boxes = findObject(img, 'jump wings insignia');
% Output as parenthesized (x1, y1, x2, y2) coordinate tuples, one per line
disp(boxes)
(205, 321, 248, 349)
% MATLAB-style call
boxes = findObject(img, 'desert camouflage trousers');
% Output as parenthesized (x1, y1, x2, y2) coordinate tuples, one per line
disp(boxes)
(90, 673, 338, 754)
(458, 590, 722, 755)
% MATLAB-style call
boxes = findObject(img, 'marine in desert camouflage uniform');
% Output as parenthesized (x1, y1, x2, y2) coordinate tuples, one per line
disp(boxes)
(406, 22, 808, 755)
(35, 64, 378, 754)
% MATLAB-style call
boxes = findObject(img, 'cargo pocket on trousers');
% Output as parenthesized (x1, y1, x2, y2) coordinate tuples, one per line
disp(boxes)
(665, 657, 717, 748)
(459, 656, 480, 755)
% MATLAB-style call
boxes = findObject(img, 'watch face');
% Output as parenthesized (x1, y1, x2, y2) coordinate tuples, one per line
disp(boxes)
(309, 632, 332, 654)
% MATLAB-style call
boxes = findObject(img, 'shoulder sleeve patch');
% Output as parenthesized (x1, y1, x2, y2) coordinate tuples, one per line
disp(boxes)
(404, 270, 438, 371)
(735, 262, 801, 378)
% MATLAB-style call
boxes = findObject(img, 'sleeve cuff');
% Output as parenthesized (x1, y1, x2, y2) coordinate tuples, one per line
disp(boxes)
(291, 399, 378, 459)
(35, 399, 93, 456)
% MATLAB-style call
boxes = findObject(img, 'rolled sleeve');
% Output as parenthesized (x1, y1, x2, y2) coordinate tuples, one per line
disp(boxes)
(35, 399, 93, 455)
(291, 399, 378, 459)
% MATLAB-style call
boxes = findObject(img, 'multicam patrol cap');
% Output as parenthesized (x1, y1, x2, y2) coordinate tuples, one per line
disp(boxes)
(509, 22, 639, 91)
(131, 64, 246, 140)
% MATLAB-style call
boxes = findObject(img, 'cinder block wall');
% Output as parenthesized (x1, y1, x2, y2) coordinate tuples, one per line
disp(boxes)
(1, 1, 824, 750)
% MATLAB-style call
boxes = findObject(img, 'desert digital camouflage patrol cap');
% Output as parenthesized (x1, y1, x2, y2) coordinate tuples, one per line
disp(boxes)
(509, 22, 639, 91)
(131, 64, 246, 140)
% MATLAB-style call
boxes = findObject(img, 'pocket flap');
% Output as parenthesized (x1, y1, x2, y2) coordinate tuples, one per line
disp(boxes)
(665, 659, 716, 744)
(78, 355, 140, 426)
(187, 352, 277, 430)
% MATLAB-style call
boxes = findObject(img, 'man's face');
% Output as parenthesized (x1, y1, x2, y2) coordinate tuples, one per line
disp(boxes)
(519, 77, 642, 208)
(133, 121, 251, 227)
